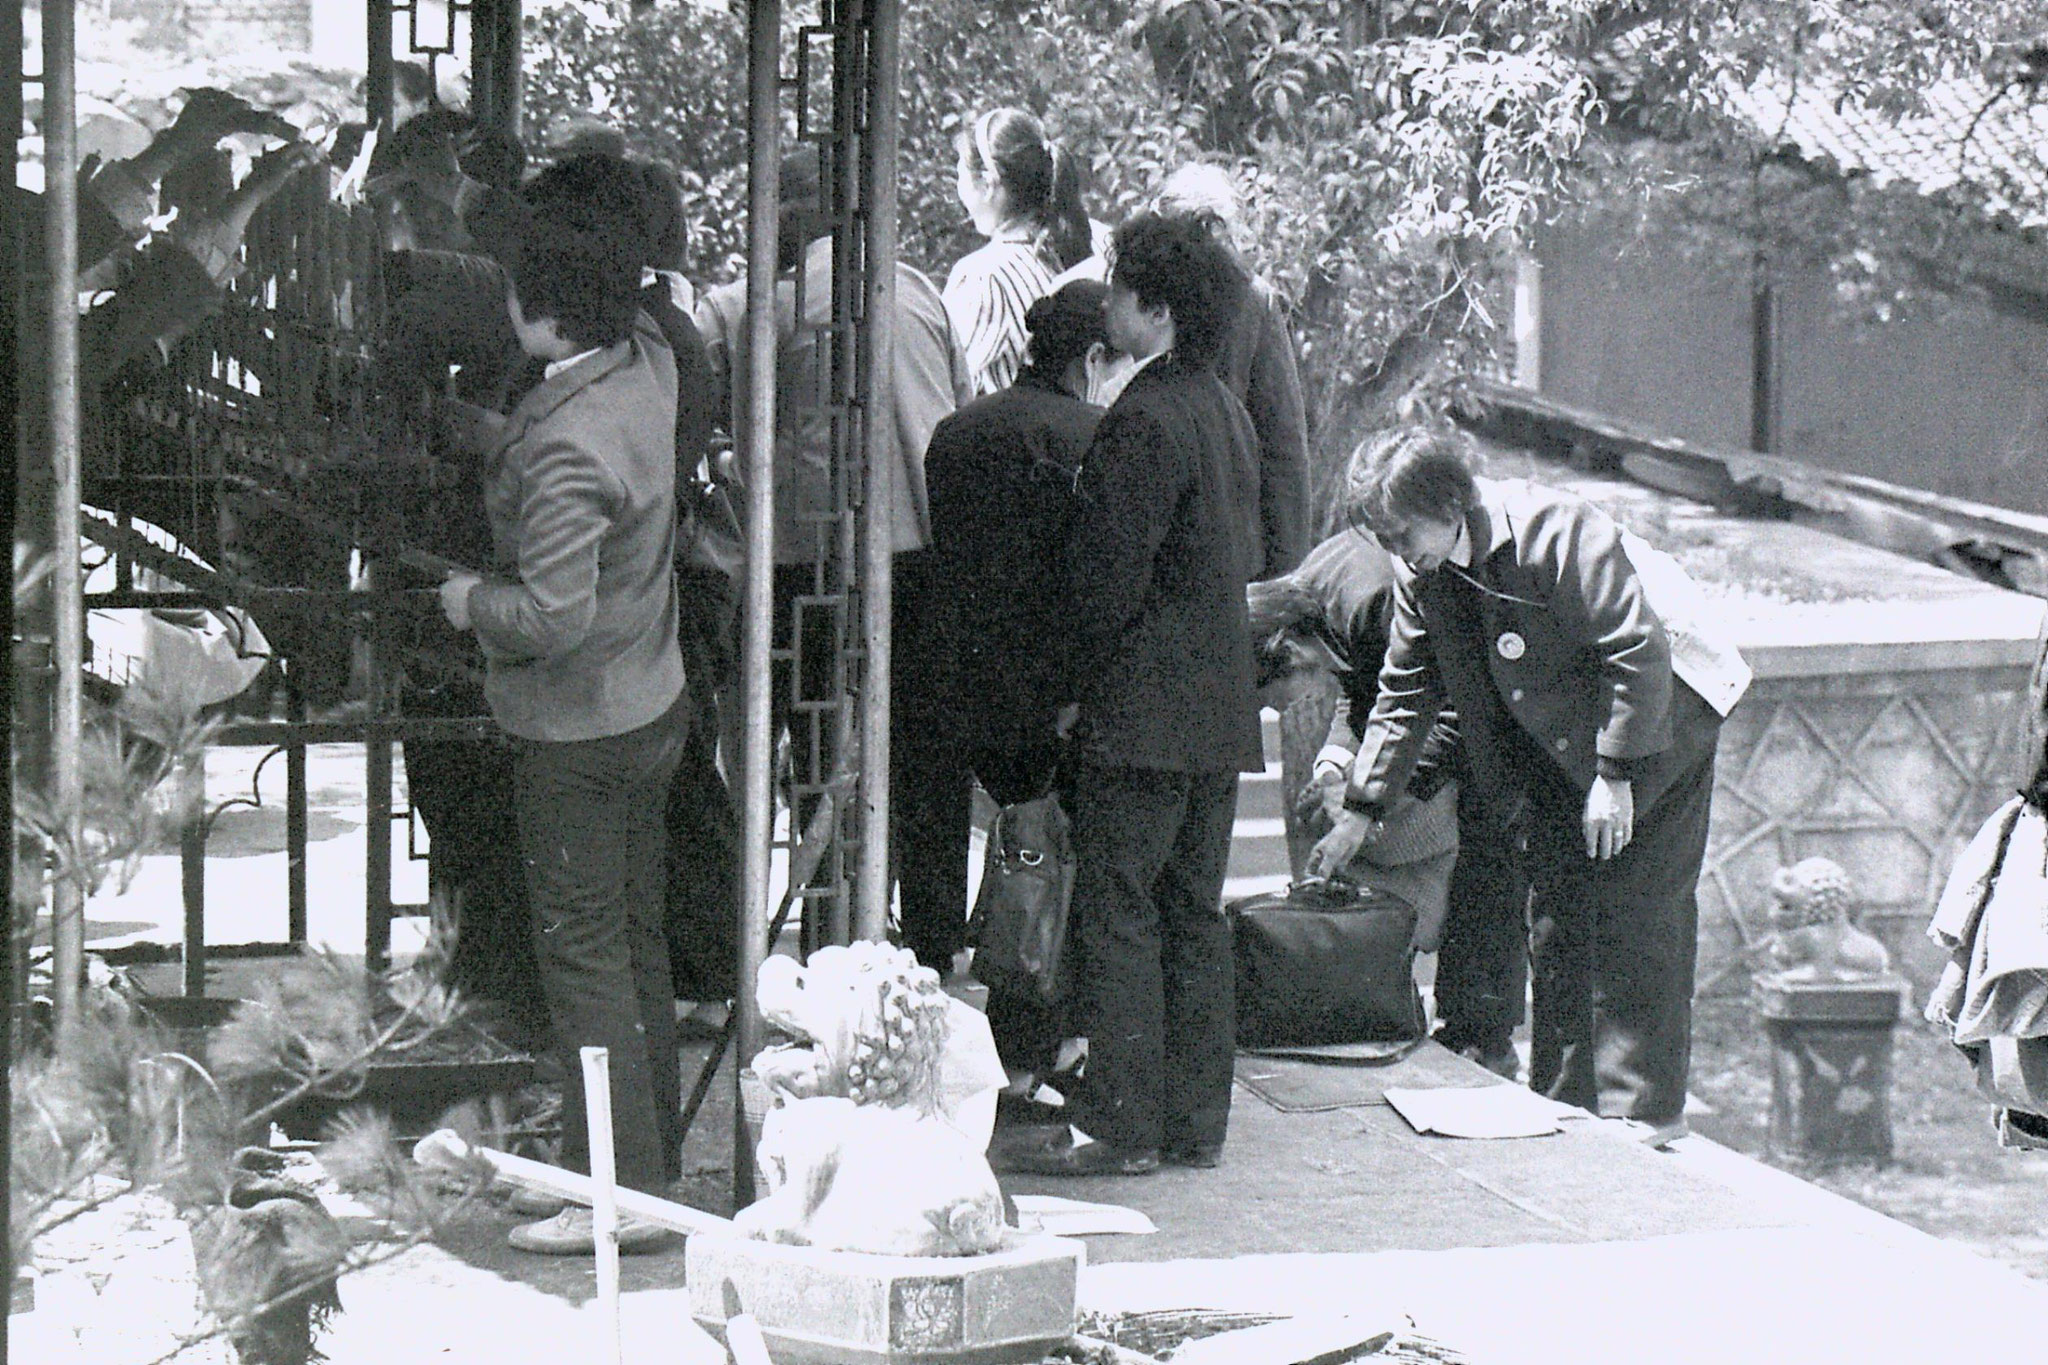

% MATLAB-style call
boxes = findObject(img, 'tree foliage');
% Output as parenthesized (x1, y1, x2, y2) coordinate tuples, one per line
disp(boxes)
(523, 0, 2048, 519)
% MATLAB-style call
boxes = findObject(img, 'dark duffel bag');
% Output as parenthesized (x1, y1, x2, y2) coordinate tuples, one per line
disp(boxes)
(1229, 877, 1425, 1050)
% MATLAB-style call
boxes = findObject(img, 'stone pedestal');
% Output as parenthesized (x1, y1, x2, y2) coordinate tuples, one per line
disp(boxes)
(687, 1232, 1081, 1365)
(1755, 976, 1906, 1160)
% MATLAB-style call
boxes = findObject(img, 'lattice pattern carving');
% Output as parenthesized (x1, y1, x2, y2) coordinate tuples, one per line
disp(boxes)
(1698, 664, 2032, 993)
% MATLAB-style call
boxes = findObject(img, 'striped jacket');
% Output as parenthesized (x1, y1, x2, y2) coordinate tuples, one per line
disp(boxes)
(943, 231, 1058, 397)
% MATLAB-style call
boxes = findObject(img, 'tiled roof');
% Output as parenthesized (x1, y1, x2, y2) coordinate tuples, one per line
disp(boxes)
(1723, 74, 2048, 227)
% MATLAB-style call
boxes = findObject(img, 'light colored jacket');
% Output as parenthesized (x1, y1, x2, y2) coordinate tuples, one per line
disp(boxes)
(696, 239, 973, 565)
(470, 315, 684, 742)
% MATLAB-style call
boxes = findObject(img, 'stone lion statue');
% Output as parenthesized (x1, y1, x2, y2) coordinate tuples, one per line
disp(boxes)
(750, 941, 954, 1110)
(733, 1097, 1008, 1257)
(739, 943, 1008, 1257)
(1762, 857, 1892, 983)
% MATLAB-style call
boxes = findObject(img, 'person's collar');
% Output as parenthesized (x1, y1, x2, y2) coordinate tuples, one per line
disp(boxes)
(988, 219, 1037, 245)
(1448, 516, 1475, 568)
(1470, 477, 1513, 561)
(544, 346, 604, 380)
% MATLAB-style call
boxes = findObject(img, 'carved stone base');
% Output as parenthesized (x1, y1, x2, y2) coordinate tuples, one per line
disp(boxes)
(687, 1231, 1082, 1365)
(1755, 977, 1906, 1161)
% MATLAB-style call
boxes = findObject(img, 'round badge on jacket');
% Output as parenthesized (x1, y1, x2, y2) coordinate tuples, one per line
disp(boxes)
(1496, 631, 1526, 661)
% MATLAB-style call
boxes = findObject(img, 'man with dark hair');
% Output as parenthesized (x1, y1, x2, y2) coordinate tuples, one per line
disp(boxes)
(439, 202, 688, 1255)
(1005, 213, 1262, 1176)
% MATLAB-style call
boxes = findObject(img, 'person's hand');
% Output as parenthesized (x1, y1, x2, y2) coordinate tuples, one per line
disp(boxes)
(176, 141, 323, 278)
(166, 89, 298, 156)
(1053, 703, 1081, 740)
(439, 573, 480, 631)
(1307, 809, 1378, 880)
(1583, 774, 1634, 860)
(1311, 761, 1349, 824)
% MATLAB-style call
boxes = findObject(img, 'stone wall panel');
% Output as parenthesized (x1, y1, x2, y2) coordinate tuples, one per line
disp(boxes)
(1698, 663, 2032, 997)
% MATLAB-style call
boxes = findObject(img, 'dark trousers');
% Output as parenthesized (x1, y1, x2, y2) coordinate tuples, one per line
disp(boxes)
(1067, 762, 1239, 1154)
(665, 574, 740, 1001)
(663, 702, 739, 1000)
(512, 694, 687, 1192)
(408, 737, 547, 1036)
(1432, 781, 1529, 1057)
(889, 549, 971, 972)
(890, 716, 973, 973)
(1524, 725, 1719, 1127)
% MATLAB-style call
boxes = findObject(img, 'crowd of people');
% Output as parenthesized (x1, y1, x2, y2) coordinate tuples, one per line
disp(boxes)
(37, 76, 1735, 1251)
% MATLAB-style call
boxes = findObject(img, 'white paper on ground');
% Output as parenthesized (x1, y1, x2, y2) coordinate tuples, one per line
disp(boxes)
(1011, 1194, 1158, 1237)
(1383, 1084, 1577, 1138)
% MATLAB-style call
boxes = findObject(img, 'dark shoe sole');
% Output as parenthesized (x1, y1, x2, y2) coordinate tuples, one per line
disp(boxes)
(1163, 1145, 1223, 1169)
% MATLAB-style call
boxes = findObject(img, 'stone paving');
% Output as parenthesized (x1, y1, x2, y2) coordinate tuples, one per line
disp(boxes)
(43, 719, 2048, 1364)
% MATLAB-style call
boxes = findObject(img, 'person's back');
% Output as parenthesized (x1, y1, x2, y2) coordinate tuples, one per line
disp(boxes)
(925, 375, 1100, 748)
(697, 239, 970, 563)
(943, 238, 1057, 397)
(1062, 352, 1263, 773)
(473, 312, 682, 740)
(1151, 165, 1310, 577)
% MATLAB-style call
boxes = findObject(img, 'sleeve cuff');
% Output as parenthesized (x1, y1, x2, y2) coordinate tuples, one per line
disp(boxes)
(172, 226, 242, 288)
(85, 160, 156, 238)
(1313, 744, 1355, 777)
(1595, 752, 1650, 781)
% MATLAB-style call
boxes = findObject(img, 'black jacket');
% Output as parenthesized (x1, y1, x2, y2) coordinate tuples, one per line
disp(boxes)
(922, 372, 1102, 749)
(1349, 478, 1721, 818)
(1057, 352, 1264, 774)
(1216, 274, 1311, 579)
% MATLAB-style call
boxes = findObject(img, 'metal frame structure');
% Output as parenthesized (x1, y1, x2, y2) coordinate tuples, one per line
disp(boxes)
(11, 0, 904, 1206)
(733, 0, 900, 1205)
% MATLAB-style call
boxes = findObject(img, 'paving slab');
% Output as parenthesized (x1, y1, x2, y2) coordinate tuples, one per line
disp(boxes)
(64, 703, 2048, 1362)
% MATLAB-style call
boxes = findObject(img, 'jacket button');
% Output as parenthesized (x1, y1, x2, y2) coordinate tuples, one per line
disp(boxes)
(1554, 737, 1569, 752)
(1510, 688, 1525, 702)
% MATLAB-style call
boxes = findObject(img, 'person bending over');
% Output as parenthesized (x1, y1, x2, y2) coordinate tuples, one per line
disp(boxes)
(1311, 428, 1724, 1143)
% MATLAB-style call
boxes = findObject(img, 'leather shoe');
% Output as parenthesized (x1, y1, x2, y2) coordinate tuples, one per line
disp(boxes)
(999, 1136, 1158, 1177)
(1162, 1142, 1223, 1169)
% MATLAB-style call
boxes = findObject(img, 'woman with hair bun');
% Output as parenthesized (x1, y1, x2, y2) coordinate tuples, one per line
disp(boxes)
(903, 280, 1113, 1102)
(945, 107, 1093, 395)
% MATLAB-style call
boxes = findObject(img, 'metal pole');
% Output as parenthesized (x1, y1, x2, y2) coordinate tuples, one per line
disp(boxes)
(286, 673, 308, 942)
(3, 0, 25, 1339)
(824, 0, 860, 953)
(44, 0, 85, 1036)
(734, 0, 782, 1210)
(472, 0, 523, 139)
(1749, 248, 1777, 454)
(366, 0, 394, 126)
(579, 1047, 624, 1365)
(180, 759, 206, 996)
(365, 730, 394, 973)
(852, 0, 899, 944)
